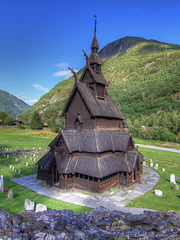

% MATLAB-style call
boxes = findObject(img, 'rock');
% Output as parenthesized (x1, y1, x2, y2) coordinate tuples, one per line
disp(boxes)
(35, 203, 47, 212)
(0, 233, 28, 239)
(167, 212, 180, 227)
(24, 199, 35, 211)
(154, 220, 167, 231)
(8, 189, 13, 199)
(173, 184, 179, 190)
(11, 214, 23, 226)
(124, 214, 148, 226)
(87, 206, 110, 223)
(0, 209, 12, 233)
(31, 164, 35, 170)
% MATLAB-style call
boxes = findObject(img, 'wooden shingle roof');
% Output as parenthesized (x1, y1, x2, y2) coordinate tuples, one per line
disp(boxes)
(49, 129, 131, 153)
(62, 82, 124, 119)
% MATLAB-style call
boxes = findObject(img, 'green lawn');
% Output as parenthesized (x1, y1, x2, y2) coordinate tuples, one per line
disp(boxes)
(134, 137, 180, 150)
(139, 147, 180, 165)
(127, 151, 180, 212)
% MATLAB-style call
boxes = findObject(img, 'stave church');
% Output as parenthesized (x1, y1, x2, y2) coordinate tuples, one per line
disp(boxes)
(36, 21, 144, 192)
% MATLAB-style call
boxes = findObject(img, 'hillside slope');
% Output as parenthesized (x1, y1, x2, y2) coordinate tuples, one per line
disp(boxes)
(0, 89, 30, 117)
(18, 37, 180, 123)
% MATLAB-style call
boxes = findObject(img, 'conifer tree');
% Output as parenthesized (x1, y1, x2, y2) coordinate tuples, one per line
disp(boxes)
(30, 111, 43, 130)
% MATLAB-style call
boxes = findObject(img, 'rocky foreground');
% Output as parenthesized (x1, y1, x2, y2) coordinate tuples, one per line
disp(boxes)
(0, 206, 180, 240)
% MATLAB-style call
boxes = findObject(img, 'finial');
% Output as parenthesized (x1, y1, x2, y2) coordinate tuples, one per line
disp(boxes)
(68, 67, 79, 84)
(94, 18, 97, 37)
(82, 49, 89, 65)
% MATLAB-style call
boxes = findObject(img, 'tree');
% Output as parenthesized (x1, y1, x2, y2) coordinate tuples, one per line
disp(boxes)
(3, 116, 12, 125)
(0, 111, 8, 121)
(30, 111, 43, 130)
(49, 118, 59, 133)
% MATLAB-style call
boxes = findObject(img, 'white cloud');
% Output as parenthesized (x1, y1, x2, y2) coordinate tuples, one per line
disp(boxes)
(14, 93, 28, 100)
(32, 84, 49, 93)
(24, 99, 38, 105)
(53, 62, 78, 79)
(55, 62, 69, 68)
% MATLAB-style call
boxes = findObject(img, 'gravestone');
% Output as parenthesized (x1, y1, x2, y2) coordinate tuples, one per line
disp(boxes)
(24, 155, 27, 159)
(143, 161, 146, 167)
(30, 157, 32, 161)
(154, 164, 158, 170)
(155, 189, 163, 196)
(7, 155, 9, 159)
(35, 203, 47, 212)
(4, 162, 7, 166)
(0, 175, 4, 192)
(150, 162, 153, 167)
(15, 158, 19, 163)
(12, 167, 14, 171)
(18, 168, 21, 174)
(23, 161, 25, 165)
(26, 162, 28, 167)
(31, 165, 35, 170)
(8, 189, 13, 199)
(162, 168, 165, 172)
(24, 199, 34, 211)
(173, 184, 179, 190)
(170, 174, 176, 184)
(175, 176, 180, 180)
(10, 165, 12, 169)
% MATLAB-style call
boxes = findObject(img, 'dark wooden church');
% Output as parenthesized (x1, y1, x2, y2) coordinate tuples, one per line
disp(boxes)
(36, 21, 144, 192)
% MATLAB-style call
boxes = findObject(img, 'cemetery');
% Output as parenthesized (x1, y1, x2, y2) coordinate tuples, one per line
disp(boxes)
(0, 20, 180, 240)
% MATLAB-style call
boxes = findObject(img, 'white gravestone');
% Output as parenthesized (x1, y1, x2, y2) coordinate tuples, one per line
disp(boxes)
(10, 165, 12, 169)
(7, 155, 9, 159)
(150, 162, 153, 167)
(154, 164, 158, 170)
(155, 189, 163, 196)
(35, 203, 47, 212)
(170, 174, 176, 184)
(162, 168, 165, 172)
(12, 167, 14, 171)
(0, 175, 4, 192)
(143, 161, 146, 167)
(24, 199, 35, 211)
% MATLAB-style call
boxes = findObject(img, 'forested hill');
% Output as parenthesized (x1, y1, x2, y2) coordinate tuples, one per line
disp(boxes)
(18, 36, 180, 124)
(0, 89, 30, 117)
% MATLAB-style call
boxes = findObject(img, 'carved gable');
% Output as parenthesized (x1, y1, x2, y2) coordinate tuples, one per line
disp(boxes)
(81, 69, 94, 84)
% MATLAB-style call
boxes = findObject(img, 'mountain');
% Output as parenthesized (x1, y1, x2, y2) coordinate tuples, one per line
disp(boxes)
(18, 36, 180, 123)
(0, 89, 31, 117)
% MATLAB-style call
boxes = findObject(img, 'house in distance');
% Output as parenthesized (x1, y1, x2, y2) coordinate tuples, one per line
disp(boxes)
(36, 20, 144, 192)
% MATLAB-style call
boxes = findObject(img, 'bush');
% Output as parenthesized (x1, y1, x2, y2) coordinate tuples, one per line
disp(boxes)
(3, 116, 12, 125)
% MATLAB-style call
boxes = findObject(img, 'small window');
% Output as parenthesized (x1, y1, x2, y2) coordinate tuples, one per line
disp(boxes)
(96, 84, 105, 99)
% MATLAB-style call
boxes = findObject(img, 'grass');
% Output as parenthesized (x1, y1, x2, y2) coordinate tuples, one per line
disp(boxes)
(126, 152, 180, 212)
(139, 147, 180, 165)
(134, 137, 180, 150)
(0, 127, 56, 152)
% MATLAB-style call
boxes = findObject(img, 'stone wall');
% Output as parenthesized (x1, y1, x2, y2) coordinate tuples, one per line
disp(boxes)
(0, 206, 180, 240)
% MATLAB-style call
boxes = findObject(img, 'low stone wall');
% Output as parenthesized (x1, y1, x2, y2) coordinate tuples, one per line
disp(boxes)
(0, 206, 180, 240)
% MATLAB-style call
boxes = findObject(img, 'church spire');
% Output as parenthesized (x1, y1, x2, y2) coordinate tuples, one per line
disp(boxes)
(91, 19, 99, 51)
(89, 19, 102, 67)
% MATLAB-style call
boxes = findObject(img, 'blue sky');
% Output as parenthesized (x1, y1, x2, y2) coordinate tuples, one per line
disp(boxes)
(0, 0, 180, 106)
